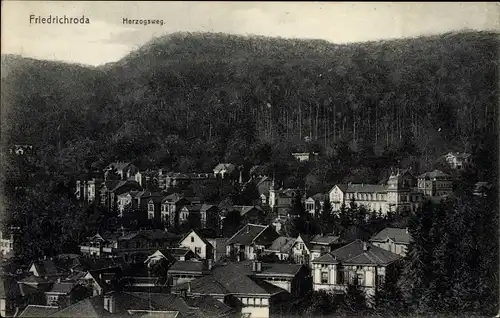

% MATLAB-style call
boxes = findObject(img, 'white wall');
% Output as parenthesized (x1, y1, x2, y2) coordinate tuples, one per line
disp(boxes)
(180, 232, 208, 259)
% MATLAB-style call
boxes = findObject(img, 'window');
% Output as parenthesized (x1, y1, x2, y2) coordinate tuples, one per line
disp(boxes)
(195, 247, 202, 255)
(261, 298, 269, 306)
(321, 272, 328, 284)
(356, 273, 364, 286)
(191, 237, 194, 243)
(242, 298, 248, 304)
(377, 274, 385, 286)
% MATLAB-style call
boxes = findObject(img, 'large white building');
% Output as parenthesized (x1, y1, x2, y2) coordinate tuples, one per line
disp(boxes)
(328, 170, 423, 214)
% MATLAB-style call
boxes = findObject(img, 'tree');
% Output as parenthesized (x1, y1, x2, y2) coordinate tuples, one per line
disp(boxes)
(318, 198, 335, 235)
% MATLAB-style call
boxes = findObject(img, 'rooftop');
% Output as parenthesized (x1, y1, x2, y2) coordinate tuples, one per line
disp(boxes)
(226, 224, 269, 246)
(370, 227, 412, 244)
(19, 305, 60, 317)
(312, 239, 402, 266)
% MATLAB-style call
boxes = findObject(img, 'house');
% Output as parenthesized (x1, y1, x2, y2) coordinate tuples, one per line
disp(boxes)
(255, 176, 273, 205)
(370, 227, 412, 256)
(311, 240, 402, 298)
(99, 180, 143, 210)
(75, 177, 103, 203)
(79, 230, 181, 262)
(161, 194, 191, 227)
(79, 271, 116, 296)
(213, 163, 236, 179)
(207, 238, 228, 261)
(179, 230, 214, 260)
(143, 250, 177, 269)
(263, 236, 295, 261)
(233, 205, 266, 224)
(291, 152, 318, 162)
(117, 191, 140, 215)
(167, 260, 212, 286)
(147, 196, 163, 221)
(177, 204, 203, 226)
(200, 204, 220, 230)
(249, 261, 312, 297)
(171, 261, 294, 318)
(0, 230, 14, 256)
(44, 280, 82, 307)
(329, 171, 423, 214)
(304, 193, 327, 217)
(268, 183, 299, 218)
(28, 259, 64, 280)
(226, 224, 279, 261)
(290, 234, 342, 266)
(161, 172, 212, 191)
(104, 162, 139, 181)
(444, 152, 472, 169)
(417, 170, 453, 197)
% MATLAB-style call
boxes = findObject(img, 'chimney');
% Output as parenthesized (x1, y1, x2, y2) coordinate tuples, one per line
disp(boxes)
(187, 281, 191, 294)
(253, 261, 262, 273)
(57, 277, 61, 283)
(363, 242, 368, 251)
(103, 293, 115, 313)
(405, 227, 408, 234)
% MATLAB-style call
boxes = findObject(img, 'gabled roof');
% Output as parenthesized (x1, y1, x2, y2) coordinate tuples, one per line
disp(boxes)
(179, 229, 213, 248)
(30, 259, 60, 277)
(252, 263, 304, 278)
(226, 224, 269, 246)
(370, 227, 411, 244)
(19, 305, 60, 317)
(173, 262, 286, 296)
(266, 236, 295, 253)
(312, 240, 401, 266)
(233, 205, 264, 217)
(161, 193, 188, 204)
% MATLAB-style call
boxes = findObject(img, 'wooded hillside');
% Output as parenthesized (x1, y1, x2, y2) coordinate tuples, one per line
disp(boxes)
(1, 31, 498, 176)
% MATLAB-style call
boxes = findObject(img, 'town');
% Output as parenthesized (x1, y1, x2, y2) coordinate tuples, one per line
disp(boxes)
(0, 147, 494, 317)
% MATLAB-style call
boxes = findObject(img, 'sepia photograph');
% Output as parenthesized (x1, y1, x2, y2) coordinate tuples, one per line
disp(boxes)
(0, 1, 499, 317)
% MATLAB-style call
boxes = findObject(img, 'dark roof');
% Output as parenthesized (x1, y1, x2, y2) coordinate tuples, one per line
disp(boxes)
(347, 184, 387, 193)
(184, 295, 235, 317)
(310, 193, 327, 201)
(310, 235, 341, 246)
(254, 263, 303, 278)
(200, 204, 217, 213)
(30, 259, 60, 277)
(173, 262, 286, 296)
(312, 240, 402, 265)
(266, 236, 295, 253)
(234, 205, 264, 217)
(226, 224, 268, 246)
(168, 261, 206, 274)
(46, 281, 77, 294)
(19, 305, 60, 317)
(370, 227, 411, 244)
(168, 247, 194, 258)
(418, 170, 451, 179)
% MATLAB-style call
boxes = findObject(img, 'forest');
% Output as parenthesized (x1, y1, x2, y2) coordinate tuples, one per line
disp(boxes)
(0, 30, 498, 315)
(1, 31, 498, 178)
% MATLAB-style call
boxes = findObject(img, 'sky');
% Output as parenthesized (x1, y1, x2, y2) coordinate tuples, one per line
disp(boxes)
(1, 1, 499, 66)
